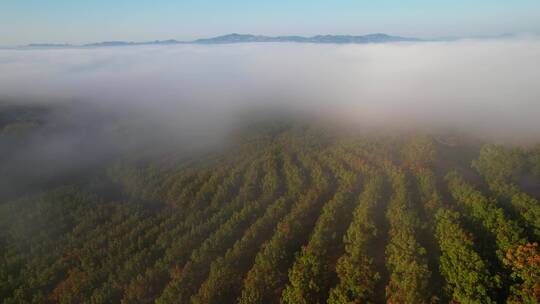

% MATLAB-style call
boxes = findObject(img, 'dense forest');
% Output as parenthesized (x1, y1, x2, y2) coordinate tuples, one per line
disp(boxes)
(1, 104, 540, 303)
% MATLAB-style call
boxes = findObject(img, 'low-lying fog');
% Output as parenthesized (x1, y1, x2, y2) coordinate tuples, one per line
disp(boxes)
(1, 39, 540, 141)
(1, 38, 539, 199)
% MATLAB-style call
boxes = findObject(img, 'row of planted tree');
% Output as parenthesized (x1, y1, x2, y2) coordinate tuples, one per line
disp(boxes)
(1, 127, 539, 303)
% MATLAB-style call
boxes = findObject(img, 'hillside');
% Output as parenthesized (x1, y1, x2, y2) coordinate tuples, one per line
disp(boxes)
(1, 106, 539, 303)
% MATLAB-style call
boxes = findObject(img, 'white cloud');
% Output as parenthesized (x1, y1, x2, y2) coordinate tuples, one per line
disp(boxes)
(1, 39, 540, 142)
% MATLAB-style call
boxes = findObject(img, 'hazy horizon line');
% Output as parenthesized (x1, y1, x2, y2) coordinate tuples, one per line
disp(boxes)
(2, 31, 538, 49)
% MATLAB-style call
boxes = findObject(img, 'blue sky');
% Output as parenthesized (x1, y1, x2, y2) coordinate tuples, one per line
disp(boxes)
(1, 0, 540, 45)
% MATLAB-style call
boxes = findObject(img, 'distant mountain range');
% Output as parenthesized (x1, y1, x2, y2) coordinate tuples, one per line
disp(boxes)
(192, 33, 420, 44)
(24, 33, 421, 48)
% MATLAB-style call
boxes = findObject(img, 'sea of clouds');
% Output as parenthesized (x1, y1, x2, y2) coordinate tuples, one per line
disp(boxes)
(1, 38, 540, 142)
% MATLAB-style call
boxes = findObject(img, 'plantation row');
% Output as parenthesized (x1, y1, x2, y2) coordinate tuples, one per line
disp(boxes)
(1, 128, 539, 303)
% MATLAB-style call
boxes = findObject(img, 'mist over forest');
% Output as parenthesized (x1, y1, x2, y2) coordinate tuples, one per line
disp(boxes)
(2, 38, 540, 139)
(1, 37, 540, 303)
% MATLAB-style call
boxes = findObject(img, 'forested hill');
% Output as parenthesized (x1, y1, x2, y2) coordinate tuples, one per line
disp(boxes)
(1, 108, 540, 303)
